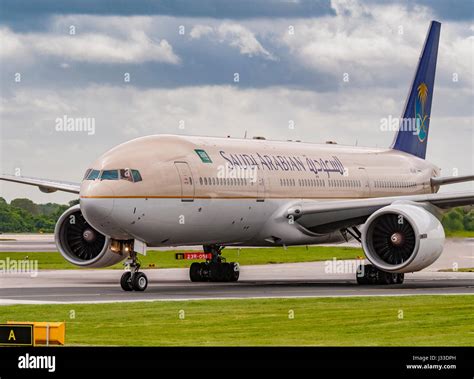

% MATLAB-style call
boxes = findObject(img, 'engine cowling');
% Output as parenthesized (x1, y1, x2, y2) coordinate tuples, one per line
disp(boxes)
(54, 205, 127, 268)
(362, 203, 445, 273)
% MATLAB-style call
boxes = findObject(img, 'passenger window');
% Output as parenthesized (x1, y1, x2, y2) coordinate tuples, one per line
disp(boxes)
(101, 170, 119, 180)
(87, 170, 100, 180)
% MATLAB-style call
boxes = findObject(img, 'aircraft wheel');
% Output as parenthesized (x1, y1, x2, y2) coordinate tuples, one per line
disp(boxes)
(395, 273, 405, 284)
(132, 272, 148, 291)
(229, 262, 240, 282)
(388, 273, 399, 284)
(356, 264, 369, 284)
(209, 263, 225, 282)
(120, 271, 133, 291)
(190, 262, 202, 282)
(366, 265, 379, 284)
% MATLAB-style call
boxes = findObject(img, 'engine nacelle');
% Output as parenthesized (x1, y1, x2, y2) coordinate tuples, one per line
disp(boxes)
(54, 205, 127, 268)
(362, 203, 445, 273)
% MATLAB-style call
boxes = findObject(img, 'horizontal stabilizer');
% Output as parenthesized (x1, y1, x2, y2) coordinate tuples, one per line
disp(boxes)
(431, 175, 474, 187)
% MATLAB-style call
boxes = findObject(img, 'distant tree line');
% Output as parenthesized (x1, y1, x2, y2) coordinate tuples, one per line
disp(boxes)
(0, 198, 79, 233)
(441, 206, 474, 233)
(0, 197, 472, 234)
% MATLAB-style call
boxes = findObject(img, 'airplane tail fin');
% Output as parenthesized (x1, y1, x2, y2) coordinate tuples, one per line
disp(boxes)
(391, 21, 441, 159)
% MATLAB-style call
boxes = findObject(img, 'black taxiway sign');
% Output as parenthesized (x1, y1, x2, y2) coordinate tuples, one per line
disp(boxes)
(0, 324, 34, 346)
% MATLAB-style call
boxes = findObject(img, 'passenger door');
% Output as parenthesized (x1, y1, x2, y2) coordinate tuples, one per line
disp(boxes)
(174, 162, 195, 202)
(358, 167, 371, 198)
(256, 175, 265, 202)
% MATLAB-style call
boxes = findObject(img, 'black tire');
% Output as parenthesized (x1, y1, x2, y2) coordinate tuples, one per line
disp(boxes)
(221, 263, 232, 282)
(200, 262, 210, 282)
(356, 264, 368, 285)
(229, 262, 240, 282)
(132, 272, 148, 291)
(378, 271, 392, 285)
(396, 273, 405, 284)
(388, 273, 398, 284)
(209, 263, 225, 282)
(365, 265, 379, 285)
(190, 262, 202, 282)
(120, 271, 133, 291)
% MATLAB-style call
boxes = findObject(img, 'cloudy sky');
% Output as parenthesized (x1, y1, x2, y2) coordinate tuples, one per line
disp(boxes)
(0, 0, 472, 204)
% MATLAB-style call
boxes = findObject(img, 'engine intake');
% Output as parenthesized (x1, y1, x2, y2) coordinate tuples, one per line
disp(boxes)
(362, 203, 445, 273)
(54, 205, 127, 268)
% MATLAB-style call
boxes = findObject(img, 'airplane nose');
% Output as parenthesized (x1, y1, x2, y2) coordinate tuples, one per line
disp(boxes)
(80, 181, 115, 223)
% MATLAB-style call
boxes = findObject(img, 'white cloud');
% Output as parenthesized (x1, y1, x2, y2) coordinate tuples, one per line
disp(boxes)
(189, 24, 214, 39)
(190, 22, 276, 60)
(0, 27, 180, 64)
(0, 27, 28, 59)
(278, 2, 473, 87)
(218, 23, 277, 60)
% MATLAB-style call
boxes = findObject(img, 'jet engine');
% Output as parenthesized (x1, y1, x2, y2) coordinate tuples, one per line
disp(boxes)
(362, 203, 445, 273)
(54, 205, 127, 268)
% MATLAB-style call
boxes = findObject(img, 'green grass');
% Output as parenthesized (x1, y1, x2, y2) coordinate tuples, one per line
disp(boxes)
(444, 230, 474, 238)
(439, 267, 474, 273)
(0, 246, 364, 270)
(1, 295, 472, 346)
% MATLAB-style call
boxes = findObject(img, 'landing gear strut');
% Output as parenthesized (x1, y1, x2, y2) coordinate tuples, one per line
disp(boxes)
(189, 245, 240, 282)
(120, 251, 148, 291)
(356, 264, 404, 285)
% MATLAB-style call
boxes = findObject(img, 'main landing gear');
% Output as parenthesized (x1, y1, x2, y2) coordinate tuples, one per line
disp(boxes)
(356, 264, 404, 285)
(120, 251, 148, 291)
(189, 245, 240, 282)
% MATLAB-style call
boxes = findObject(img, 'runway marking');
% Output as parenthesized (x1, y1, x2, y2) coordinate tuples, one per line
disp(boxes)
(1, 292, 473, 306)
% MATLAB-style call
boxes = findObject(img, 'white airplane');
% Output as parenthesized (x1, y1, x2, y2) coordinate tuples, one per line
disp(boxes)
(1, 21, 473, 291)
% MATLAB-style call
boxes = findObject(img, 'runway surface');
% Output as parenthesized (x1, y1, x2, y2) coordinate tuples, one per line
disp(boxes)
(0, 235, 472, 305)
(1, 262, 473, 305)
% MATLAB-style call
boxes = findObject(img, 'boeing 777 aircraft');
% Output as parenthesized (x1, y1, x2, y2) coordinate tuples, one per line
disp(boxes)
(1, 21, 473, 291)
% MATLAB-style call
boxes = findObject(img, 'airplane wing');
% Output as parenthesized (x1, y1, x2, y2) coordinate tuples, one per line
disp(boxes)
(287, 191, 474, 234)
(0, 174, 80, 194)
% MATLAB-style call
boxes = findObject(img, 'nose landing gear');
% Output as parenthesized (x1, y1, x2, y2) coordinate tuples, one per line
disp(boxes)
(189, 245, 240, 282)
(120, 251, 148, 291)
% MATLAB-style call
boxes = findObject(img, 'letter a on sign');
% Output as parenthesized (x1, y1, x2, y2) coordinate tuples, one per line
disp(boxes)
(8, 329, 16, 341)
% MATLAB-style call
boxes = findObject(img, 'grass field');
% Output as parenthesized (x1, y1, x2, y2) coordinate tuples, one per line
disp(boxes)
(444, 230, 474, 238)
(0, 246, 364, 270)
(439, 268, 474, 273)
(1, 295, 472, 346)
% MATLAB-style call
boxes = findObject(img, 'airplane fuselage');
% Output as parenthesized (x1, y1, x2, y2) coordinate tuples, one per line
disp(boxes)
(80, 135, 439, 247)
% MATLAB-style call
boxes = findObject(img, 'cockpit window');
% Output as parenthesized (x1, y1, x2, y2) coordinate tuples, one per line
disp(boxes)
(131, 169, 142, 182)
(100, 170, 119, 180)
(83, 169, 92, 180)
(85, 168, 140, 182)
(86, 169, 100, 180)
(120, 169, 133, 182)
